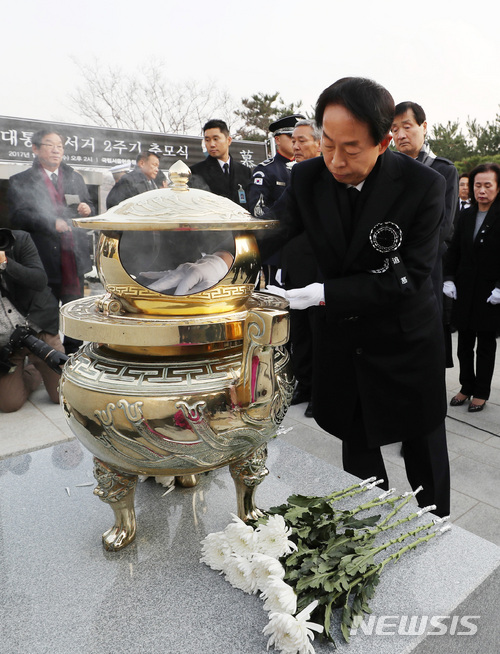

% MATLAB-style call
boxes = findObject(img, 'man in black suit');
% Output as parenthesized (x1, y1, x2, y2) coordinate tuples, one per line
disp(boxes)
(266, 77, 450, 516)
(106, 151, 161, 208)
(457, 173, 471, 214)
(392, 102, 459, 368)
(7, 129, 95, 354)
(190, 119, 252, 208)
(391, 102, 458, 308)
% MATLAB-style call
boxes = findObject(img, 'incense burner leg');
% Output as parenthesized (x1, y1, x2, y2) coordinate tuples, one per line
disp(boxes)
(229, 445, 269, 521)
(175, 474, 199, 488)
(93, 458, 138, 551)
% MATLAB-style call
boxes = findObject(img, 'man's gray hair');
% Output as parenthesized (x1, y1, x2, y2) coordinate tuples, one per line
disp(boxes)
(294, 119, 321, 141)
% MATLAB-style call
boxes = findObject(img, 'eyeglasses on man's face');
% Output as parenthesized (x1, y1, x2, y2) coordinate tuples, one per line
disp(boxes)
(39, 142, 64, 151)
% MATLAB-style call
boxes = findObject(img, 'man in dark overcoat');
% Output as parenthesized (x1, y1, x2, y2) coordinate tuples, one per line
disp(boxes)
(7, 129, 94, 297)
(7, 129, 94, 353)
(106, 151, 161, 208)
(265, 77, 450, 516)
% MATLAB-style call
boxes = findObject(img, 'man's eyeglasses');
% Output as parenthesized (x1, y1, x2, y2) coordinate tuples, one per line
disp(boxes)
(39, 143, 64, 150)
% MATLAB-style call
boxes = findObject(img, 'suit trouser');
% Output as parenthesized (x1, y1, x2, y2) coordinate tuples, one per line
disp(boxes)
(457, 329, 497, 400)
(341, 407, 450, 517)
(289, 307, 313, 392)
(49, 280, 84, 355)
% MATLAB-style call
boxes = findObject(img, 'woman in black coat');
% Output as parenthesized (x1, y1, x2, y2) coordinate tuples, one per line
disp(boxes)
(444, 163, 500, 412)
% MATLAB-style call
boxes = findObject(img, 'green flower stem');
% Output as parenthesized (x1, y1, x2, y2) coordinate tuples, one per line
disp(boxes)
(311, 497, 420, 558)
(348, 493, 406, 516)
(331, 527, 439, 609)
(368, 521, 436, 559)
(356, 509, 428, 541)
(325, 482, 380, 505)
(377, 529, 439, 571)
(377, 492, 419, 526)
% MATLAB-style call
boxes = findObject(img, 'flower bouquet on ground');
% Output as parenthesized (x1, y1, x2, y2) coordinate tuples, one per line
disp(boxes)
(200, 478, 451, 653)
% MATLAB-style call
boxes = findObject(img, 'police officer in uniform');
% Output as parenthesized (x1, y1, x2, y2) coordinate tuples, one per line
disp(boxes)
(248, 114, 304, 285)
(247, 114, 305, 217)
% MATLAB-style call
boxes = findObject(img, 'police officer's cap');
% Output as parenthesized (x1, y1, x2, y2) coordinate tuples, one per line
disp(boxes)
(269, 114, 305, 136)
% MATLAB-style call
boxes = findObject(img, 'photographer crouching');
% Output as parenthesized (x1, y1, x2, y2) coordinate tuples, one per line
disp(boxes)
(0, 228, 67, 412)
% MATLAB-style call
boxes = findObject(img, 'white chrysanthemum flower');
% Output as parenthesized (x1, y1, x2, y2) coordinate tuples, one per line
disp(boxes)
(251, 553, 286, 591)
(263, 600, 323, 654)
(223, 553, 258, 594)
(200, 531, 232, 572)
(260, 576, 297, 614)
(154, 475, 175, 488)
(224, 514, 257, 557)
(255, 514, 297, 558)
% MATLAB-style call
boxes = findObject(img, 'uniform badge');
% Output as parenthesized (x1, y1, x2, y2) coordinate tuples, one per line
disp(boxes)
(254, 177, 263, 185)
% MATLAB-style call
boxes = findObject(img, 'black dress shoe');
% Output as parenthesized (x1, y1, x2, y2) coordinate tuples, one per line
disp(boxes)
(291, 386, 311, 405)
(304, 401, 313, 418)
(450, 394, 470, 406)
(468, 401, 486, 413)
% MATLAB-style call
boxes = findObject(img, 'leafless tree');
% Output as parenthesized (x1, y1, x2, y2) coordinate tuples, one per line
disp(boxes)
(68, 59, 241, 136)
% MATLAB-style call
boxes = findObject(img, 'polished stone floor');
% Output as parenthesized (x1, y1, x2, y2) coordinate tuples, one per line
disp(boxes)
(1, 332, 500, 653)
(2, 334, 499, 547)
(1, 440, 499, 654)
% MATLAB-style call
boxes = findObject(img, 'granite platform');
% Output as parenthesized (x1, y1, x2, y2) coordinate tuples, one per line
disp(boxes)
(1, 438, 499, 654)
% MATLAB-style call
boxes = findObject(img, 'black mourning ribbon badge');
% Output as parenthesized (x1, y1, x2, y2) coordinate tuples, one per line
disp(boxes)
(369, 222, 408, 288)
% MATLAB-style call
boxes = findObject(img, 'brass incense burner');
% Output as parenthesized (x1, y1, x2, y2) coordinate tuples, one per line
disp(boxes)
(60, 161, 293, 551)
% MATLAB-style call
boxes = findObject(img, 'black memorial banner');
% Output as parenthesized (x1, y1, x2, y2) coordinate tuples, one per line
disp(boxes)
(0, 116, 265, 170)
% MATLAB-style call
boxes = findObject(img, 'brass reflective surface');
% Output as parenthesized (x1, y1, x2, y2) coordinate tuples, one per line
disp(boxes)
(61, 340, 292, 480)
(73, 160, 277, 232)
(59, 160, 293, 550)
(60, 291, 286, 346)
(95, 231, 260, 315)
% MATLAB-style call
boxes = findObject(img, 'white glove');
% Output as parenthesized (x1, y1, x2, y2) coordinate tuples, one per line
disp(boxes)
(443, 281, 457, 300)
(139, 270, 174, 281)
(265, 285, 287, 299)
(266, 283, 325, 310)
(148, 254, 229, 295)
(486, 287, 500, 305)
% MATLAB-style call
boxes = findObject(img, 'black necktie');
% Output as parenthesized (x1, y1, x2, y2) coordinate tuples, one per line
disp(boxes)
(342, 186, 360, 242)
(223, 163, 229, 175)
(347, 186, 360, 212)
(51, 173, 58, 189)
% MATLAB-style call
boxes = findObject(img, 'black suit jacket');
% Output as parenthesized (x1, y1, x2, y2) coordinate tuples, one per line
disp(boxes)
(444, 200, 500, 332)
(106, 167, 156, 209)
(419, 155, 458, 247)
(7, 160, 94, 284)
(190, 156, 252, 208)
(265, 150, 447, 446)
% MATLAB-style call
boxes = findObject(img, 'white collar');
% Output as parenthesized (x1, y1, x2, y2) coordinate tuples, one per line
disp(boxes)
(347, 180, 366, 192)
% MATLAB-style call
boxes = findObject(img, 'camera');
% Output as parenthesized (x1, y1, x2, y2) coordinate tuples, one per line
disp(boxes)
(0, 325, 69, 377)
(0, 228, 15, 252)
